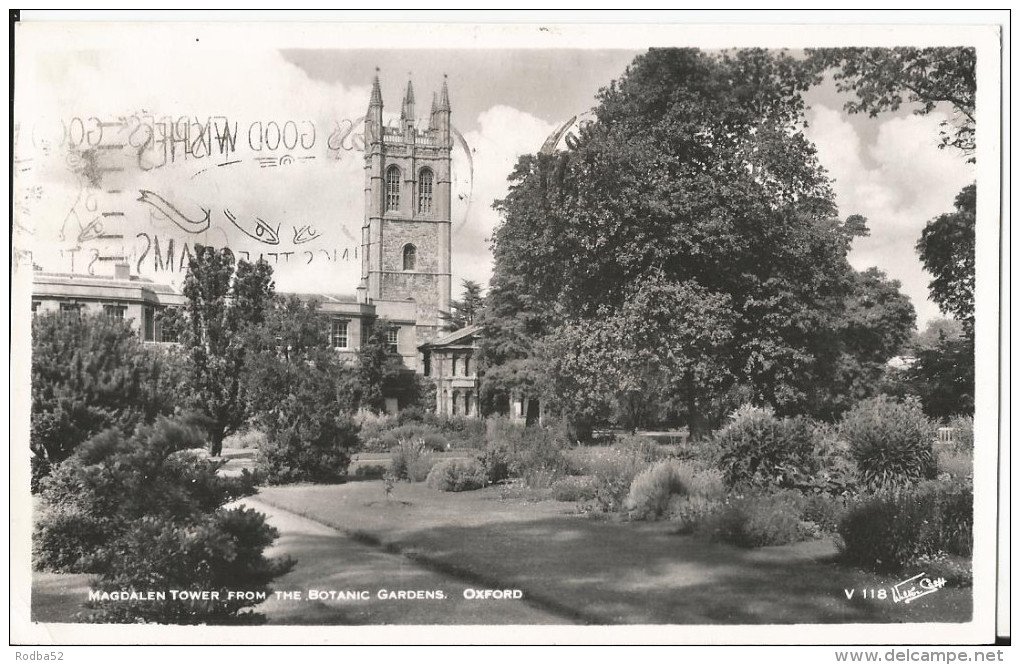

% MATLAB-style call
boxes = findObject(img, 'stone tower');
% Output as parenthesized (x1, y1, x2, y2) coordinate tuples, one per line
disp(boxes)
(360, 71, 452, 352)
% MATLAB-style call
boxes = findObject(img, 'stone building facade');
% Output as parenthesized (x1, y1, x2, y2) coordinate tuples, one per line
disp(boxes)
(359, 73, 453, 372)
(30, 73, 479, 416)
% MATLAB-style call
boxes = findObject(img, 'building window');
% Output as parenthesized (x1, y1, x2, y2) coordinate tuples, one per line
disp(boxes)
(463, 392, 471, 417)
(59, 302, 82, 318)
(103, 304, 127, 320)
(418, 168, 433, 214)
(385, 165, 401, 211)
(143, 307, 155, 342)
(386, 326, 399, 354)
(31, 300, 40, 314)
(451, 354, 458, 376)
(331, 318, 350, 349)
(402, 244, 417, 271)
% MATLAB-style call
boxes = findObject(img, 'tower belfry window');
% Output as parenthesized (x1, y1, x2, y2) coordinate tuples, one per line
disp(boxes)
(418, 168, 433, 214)
(403, 244, 417, 271)
(385, 166, 401, 211)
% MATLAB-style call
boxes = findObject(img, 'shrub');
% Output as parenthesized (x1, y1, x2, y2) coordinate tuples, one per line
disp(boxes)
(800, 493, 847, 533)
(713, 406, 819, 489)
(937, 447, 973, 480)
(388, 439, 436, 482)
(30, 312, 181, 489)
(425, 459, 488, 492)
(667, 495, 720, 534)
(481, 418, 569, 487)
(840, 396, 937, 490)
(249, 351, 360, 484)
(550, 476, 598, 502)
(84, 508, 293, 624)
(352, 463, 388, 480)
(838, 479, 973, 572)
(361, 423, 450, 453)
(700, 491, 809, 548)
(577, 447, 650, 513)
(33, 417, 290, 623)
(625, 460, 725, 522)
(616, 434, 668, 464)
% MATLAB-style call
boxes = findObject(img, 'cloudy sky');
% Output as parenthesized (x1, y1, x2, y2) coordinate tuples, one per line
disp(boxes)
(14, 28, 975, 328)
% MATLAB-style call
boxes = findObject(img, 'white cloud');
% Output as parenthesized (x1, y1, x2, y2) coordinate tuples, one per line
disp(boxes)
(15, 46, 561, 304)
(453, 105, 558, 293)
(805, 106, 975, 328)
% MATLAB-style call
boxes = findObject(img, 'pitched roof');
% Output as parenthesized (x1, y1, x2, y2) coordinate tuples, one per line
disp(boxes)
(423, 323, 481, 348)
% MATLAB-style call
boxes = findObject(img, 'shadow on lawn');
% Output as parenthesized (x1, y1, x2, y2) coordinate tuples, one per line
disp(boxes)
(386, 516, 973, 625)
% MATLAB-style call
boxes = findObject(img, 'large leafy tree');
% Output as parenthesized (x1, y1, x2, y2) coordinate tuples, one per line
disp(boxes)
(482, 48, 918, 432)
(181, 246, 275, 456)
(917, 183, 976, 331)
(805, 47, 976, 160)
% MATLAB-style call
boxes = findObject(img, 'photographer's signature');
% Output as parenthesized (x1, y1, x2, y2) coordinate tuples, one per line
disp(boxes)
(891, 572, 947, 604)
(843, 572, 947, 604)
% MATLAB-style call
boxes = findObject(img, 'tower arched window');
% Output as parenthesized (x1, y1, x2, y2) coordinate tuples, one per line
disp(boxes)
(385, 166, 401, 211)
(418, 168, 433, 214)
(403, 243, 417, 271)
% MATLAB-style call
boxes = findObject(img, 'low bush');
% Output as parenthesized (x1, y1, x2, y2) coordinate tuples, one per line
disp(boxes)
(800, 492, 847, 533)
(840, 396, 937, 490)
(480, 418, 570, 488)
(616, 434, 669, 464)
(425, 459, 488, 492)
(700, 491, 810, 548)
(362, 424, 449, 453)
(352, 463, 388, 480)
(388, 439, 436, 482)
(937, 446, 973, 480)
(624, 460, 725, 521)
(667, 495, 720, 534)
(576, 447, 650, 513)
(550, 476, 598, 502)
(33, 417, 290, 624)
(838, 479, 972, 572)
(713, 405, 819, 490)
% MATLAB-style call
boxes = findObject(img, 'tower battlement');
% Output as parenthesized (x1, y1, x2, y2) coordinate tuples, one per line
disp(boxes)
(359, 72, 453, 367)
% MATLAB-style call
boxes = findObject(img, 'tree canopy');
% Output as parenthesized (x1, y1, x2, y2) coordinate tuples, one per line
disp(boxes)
(181, 246, 275, 455)
(481, 48, 917, 433)
(805, 47, 976, 160)
(917, 183, 976, 331)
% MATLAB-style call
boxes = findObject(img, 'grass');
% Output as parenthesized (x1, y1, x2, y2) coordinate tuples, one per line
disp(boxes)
(256, 480, 972, 625)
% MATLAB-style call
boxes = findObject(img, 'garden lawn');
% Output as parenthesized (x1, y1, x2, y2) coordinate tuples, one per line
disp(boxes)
(256, 481, 972, 625)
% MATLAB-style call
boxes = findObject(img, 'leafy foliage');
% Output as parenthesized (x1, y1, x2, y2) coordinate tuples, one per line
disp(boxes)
(388, 439, 437, 482)
(425, 458, 489, 492)
(806, 47, 976, 160)
(624, 460, 725, 521)
(713, 406, 819, 489)
(30, 312, 180, 487)
(443, 279, 485, 331)
(838, 479, 973, 571)
(181, 246, 276, 455)
(247, 348, 361, 484)
(917, 184, 976, 330)
(840, 396, 937, 490)
(700, 491, 811, 548)
(34, 417, 291, 623)
(481, 48, 916, 431)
